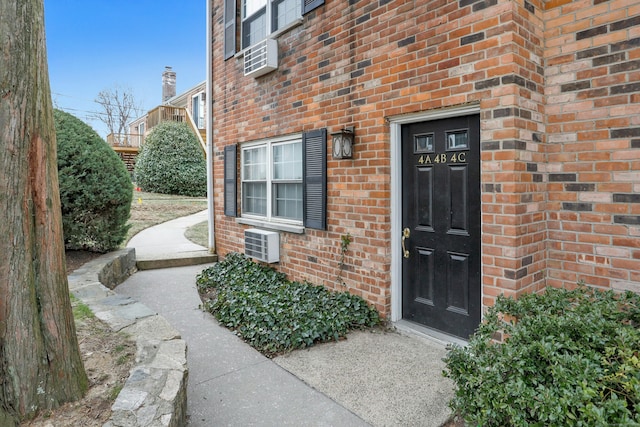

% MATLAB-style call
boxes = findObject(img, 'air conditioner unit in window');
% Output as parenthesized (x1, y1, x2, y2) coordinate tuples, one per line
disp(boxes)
(244, 38, 278, 78)
(244, 229, 280, 263)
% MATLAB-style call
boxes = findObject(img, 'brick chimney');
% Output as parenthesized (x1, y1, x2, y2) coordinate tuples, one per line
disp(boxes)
(162, 66, 176, 102)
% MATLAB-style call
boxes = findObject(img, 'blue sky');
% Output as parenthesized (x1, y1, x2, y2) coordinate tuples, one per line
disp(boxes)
(45, 0, 206, 137)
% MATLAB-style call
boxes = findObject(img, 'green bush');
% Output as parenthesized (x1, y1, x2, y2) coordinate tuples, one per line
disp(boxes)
(196, 253, 380, 355)
(443, 285, 640, 426)
(55, 109, 132, 252)
(134, 121, 206, 197)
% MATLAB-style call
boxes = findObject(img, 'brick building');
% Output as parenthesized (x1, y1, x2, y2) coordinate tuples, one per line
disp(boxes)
(207, 0, 640, 340)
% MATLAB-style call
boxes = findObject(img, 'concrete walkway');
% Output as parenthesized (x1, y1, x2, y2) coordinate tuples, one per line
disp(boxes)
(118, 211, 456, 426)
(128, 210, 209, 260)
(127, 210, 216, 270)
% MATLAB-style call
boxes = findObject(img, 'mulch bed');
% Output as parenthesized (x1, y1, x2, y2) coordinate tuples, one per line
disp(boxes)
(66, 250, 104, 274)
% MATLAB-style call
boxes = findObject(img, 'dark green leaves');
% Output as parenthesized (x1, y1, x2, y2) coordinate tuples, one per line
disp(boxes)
(134, 122, 206, 197)
(55, 109, 132, 252)
(196, 253, 380, 356)
(443, 285, 640, 426)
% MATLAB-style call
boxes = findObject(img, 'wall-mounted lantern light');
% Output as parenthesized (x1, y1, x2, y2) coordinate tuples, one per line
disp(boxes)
(331, 126, 354, 159)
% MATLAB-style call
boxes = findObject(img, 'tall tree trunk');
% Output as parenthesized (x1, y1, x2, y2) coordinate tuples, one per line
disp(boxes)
(0, 0, 88, 423)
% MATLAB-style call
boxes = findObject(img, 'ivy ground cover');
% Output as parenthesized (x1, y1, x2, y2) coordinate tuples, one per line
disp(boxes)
(196, 253, 380, 356)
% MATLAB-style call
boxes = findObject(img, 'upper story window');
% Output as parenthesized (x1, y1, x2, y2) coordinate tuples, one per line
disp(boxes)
(224, 0, 325, 59)
(242, 0, 301, 49)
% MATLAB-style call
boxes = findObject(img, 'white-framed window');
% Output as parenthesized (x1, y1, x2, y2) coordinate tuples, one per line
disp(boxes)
(241, 135, 303, 223)
(136, 122, 145, 147)
(192, 92, 206, 129)
(241, 0, 301, 49)
(225, 129, 326, 230)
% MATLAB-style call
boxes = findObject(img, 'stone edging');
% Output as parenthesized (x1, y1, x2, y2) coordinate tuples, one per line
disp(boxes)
(67, 248, 188, 427)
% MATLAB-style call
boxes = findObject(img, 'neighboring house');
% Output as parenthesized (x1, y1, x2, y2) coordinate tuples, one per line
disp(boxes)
(110, 67, 207, 171)
(208, 0, 640, 340)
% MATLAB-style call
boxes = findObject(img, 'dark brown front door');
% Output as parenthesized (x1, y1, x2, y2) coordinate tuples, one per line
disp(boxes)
(401, 114, 481, 339)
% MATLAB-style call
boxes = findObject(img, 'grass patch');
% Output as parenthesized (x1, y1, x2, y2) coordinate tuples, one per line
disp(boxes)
(113, 342, 132, 366)
(185, 220, 208, 247)
(126, 190, 207, 243)
(116, 354, 130, 366)
(71, 294, 94, 320)
(108, 384, 123, 402)
(196, 252, 380, 356)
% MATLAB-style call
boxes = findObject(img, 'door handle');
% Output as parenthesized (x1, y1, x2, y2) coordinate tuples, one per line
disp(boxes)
(402, 227, 410, 258)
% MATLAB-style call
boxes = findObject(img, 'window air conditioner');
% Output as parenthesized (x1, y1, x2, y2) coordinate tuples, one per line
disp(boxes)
(244, 38, 278, 78)
(244, 229, 280, 263)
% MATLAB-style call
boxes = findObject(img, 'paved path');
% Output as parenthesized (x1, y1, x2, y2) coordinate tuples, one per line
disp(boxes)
(120, 211, 368, 425)
(127, 210, 209, 260)
(118, 210, 455, 426)
(117, 266, 369, 426)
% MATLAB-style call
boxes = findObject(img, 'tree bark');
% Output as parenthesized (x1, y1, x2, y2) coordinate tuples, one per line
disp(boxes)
(0, 0, 88, 423)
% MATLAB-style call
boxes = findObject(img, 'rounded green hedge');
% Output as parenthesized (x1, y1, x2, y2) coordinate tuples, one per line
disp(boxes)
(444, 285, 640, 426)
(134, 121, 206, 197)
(54, 109, 132, 252)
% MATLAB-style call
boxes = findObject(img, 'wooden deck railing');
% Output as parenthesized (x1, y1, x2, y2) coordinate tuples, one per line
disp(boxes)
(184, 109, 207, 153)
(106, 133, 144, 148)
(147, 105, 187, 129)
(107, 105, 206, 155)
(149, 106, 205, 154)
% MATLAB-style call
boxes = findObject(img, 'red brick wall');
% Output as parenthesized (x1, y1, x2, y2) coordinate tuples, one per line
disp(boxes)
(210, 0, 640, 318)
(544, 0, 640, 292)
(478, 0, 548, 306)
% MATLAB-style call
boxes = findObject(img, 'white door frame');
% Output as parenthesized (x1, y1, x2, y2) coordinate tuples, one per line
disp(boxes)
(389, 104, 481, 322)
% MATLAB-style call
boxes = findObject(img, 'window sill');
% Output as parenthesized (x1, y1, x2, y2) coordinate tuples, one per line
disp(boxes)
(236, 217, 305, 234)
(235, 18, 303, 59)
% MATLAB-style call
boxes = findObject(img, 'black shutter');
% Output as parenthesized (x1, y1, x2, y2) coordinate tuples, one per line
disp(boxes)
(303, 129, 327, 230)
(302, 0, 324, 15)
(224, 0, 236, 60)
(224, 144, 237, 217)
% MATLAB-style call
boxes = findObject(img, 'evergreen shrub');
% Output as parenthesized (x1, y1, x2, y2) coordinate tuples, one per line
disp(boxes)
(134, 121, 206, 197)
(196, 253, 381, 355)
(54, 109, 132, 252)
(444, 285, 640, 426)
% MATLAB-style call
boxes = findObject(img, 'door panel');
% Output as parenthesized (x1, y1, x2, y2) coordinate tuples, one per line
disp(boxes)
(416, 247, 435, 305)
(446, 251, 469, 314)
(401, 114, 481, 339)
(416, 166, 433, 228)
(449, 165, 468, 234)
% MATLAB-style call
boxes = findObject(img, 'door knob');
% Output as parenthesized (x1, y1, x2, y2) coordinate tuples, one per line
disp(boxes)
(402, 227, 410, 258)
